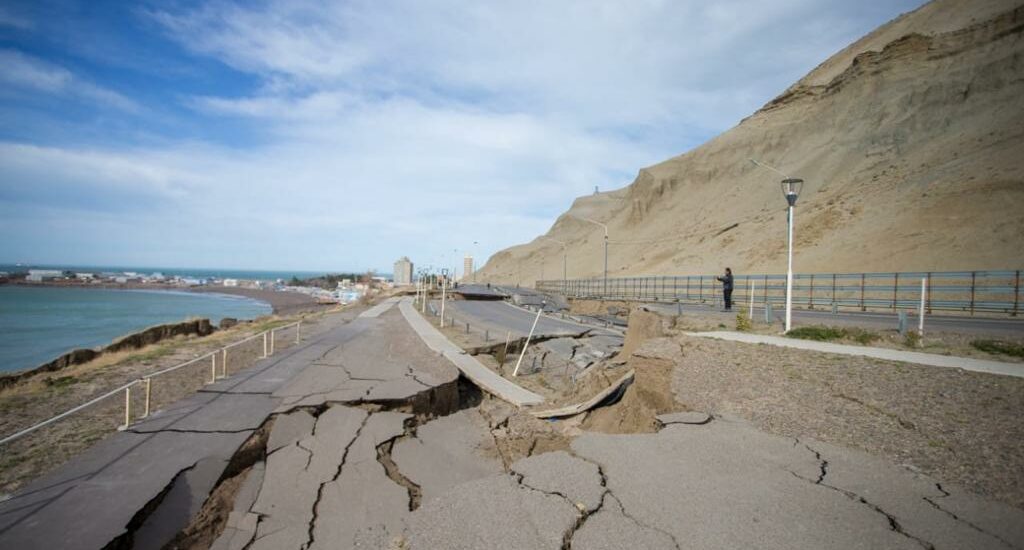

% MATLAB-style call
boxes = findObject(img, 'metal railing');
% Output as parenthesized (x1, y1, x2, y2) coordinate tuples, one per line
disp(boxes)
(537, 270, 1023, 316)
(0, 320, 302, 447)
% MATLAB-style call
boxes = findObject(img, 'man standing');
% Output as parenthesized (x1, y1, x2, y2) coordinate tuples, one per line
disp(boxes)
(717, 268, 734, 311)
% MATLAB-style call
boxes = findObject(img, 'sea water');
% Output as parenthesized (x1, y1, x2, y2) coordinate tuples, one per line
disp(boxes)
(0, 286, 272, 374)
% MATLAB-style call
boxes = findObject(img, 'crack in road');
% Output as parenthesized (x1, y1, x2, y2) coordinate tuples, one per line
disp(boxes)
(921, 485, 1020, 550)
(792, 442, 935, 550)
(305, 413, 369, 550)
(376, 433, 423, 512)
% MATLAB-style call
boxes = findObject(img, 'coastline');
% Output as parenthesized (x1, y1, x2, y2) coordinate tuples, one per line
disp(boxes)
(188, 287, 330, 316)
(1, 280, 328, 316)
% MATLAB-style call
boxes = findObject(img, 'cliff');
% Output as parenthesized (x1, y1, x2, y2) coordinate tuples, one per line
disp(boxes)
(478, 0, 1024, 284)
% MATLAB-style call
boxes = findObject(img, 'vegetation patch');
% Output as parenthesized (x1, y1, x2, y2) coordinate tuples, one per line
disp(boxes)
(787, 326, 880, 345)
(971, 339, 1024, 359)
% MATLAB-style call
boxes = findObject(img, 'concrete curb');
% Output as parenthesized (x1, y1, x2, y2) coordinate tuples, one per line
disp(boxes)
(398, 298, 544, 407)
(688, 331, 1024, 378)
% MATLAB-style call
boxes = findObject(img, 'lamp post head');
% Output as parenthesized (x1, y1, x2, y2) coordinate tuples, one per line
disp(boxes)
(781, 178, 803, 207)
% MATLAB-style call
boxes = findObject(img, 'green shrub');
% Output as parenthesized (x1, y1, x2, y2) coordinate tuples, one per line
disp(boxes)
(735, 313, 752, 332)
(903, 331, 921, 348)
(787, 326, 881, 345)
(786, 326, 847, 341)
(971, 339, 1024, 359)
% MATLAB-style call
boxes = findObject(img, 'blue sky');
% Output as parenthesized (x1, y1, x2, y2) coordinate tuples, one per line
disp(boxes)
(0, 0, 924, 274)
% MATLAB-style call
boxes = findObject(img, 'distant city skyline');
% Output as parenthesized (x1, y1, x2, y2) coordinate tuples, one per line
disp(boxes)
(0, 1, 924, 272)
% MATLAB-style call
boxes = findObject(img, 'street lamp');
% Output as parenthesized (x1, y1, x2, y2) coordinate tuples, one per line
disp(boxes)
(780, 178, 803, 333)
(543, 237, 567, 292)
(749, 159, 803, 333)
(569, 215, 608, 296)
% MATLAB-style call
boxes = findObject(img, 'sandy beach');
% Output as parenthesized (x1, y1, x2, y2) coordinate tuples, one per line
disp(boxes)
(189, 286, 330, 316)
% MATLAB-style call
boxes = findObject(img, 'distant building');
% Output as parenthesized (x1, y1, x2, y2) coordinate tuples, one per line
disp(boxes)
(463, 255, 474, 282)
(223, 278, 239, 287)
(393, 257, 413, 286)
(26, 269, 63, 282)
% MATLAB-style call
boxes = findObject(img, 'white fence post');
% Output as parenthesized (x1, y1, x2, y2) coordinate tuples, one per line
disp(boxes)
(919, 277, 927, 337)
(142, 378, 151, 419)
(513, 304, 545, 377)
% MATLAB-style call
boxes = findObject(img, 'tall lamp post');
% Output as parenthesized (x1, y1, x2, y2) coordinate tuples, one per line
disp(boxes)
(749, 159, 802, 333)
(781, 178, 803, 333)
(569, 215, 608, 295)
(543, 237, 567, 293)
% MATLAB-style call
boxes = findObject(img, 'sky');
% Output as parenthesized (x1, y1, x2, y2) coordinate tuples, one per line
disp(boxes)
(0, 0, 925, 275)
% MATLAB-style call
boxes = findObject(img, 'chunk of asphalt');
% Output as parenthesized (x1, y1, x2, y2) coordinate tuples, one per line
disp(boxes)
(570, 506, 678, 550)
(131, 456, 230, 550)
(209, 511, 259, 550)
(403, 474, 578, 550)
(392, 410, 504, 504)
(511, 451, 605, 513)
(656, 412, 711, 426)
(267, 410, 315, 454)
(571, 416, 920, 549)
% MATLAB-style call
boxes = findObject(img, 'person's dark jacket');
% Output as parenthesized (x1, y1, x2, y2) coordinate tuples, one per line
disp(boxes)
(717, 273, 734, 291)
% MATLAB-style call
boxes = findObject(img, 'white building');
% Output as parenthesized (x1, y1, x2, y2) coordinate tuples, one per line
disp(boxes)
(463, 255, 474, 282)
(393, 257, 414, 286)
(26, 269, 63, 282)
(223, 278, 239, 287)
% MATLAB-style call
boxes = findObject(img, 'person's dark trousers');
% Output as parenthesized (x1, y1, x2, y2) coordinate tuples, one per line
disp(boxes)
(724, 289, 733, 310)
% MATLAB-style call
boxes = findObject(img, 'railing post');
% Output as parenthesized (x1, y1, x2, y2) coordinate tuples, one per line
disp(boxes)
(893, 273, 899, 311)
(263, 332, 268, 358)
(221, 349, 228, 379)
(860, 273, 866, 311)
(927, 272, 933, 314)
(210, 354, 216, 384)
(970, 271, 976, 316)
(296, 321, 301, 343)
(1014, 270, 1020, 317)
(142, 378, 151, 419)
(120, 387, 131, 430)
(270, 330, 276, 355)
(763, 274, 768, 306)
(832, 273, 836, 310)
(809, 274, 815, 309)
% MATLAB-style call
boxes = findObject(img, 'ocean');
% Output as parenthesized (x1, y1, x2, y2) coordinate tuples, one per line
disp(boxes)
(0, 264, 332, 282)
(0, 286, 272, 374)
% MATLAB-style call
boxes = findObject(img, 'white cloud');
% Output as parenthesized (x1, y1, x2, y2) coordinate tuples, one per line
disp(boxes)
(0, 49, 140, 112)
(0, 1, 926, 271)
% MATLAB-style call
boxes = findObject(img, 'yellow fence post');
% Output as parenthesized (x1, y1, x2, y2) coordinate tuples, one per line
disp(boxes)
(119, 387, 131, 430)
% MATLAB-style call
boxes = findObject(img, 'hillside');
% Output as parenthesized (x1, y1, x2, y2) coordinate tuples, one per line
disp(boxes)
(477, 0, 1024, 285)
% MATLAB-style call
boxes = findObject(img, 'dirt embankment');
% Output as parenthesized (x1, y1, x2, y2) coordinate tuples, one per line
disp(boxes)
(0, 318, 215, 389)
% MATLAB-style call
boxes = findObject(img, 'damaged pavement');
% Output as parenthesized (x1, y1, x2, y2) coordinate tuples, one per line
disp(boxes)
(1, 297, 1022, 550)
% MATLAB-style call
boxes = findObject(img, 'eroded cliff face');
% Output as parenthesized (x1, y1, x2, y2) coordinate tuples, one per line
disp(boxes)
(478, 0, 1024, 285)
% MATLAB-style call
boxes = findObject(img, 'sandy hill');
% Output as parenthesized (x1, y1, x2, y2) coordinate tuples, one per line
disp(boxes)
(477, 0, 1024, 285)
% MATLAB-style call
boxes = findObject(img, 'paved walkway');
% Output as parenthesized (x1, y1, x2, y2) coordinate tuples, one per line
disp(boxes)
(688, 331, 1024, 378)
(0, 304, 421, 550)
(399, 298, 544, 406)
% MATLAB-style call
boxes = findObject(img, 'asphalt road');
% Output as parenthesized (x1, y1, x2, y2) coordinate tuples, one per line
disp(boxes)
(441, 300, 616, 339)
(641, 301, 1024, 337)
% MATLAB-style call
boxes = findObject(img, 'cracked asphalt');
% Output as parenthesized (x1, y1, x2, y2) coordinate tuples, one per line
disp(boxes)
(2, 296, 1022, 549)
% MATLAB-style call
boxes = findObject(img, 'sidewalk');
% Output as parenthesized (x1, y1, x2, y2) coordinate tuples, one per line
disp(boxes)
(399, 298, 544, 407)
(688, 331, 1024, 378)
